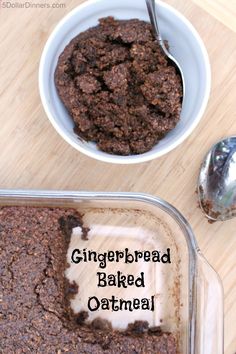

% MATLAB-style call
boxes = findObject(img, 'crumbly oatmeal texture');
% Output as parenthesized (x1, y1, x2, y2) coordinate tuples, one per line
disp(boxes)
(55, 17, 182, 155)
(0, 206, 177, 353)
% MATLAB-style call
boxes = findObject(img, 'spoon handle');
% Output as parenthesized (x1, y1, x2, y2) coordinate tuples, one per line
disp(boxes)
(145, 0, 162, 42)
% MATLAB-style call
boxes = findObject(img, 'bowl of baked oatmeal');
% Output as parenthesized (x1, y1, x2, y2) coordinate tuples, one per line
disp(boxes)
(39, 0, 211, 164)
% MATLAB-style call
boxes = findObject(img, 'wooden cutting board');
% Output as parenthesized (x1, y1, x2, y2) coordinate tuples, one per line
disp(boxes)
(0, 0, 236, 352)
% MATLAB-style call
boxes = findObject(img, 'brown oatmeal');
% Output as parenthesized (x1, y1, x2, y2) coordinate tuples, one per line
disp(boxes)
(0, 206, 177, 353)
(55, 16, 182, 155)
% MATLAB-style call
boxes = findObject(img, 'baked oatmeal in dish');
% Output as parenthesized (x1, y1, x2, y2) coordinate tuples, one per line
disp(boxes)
(0, 206, 177, 353)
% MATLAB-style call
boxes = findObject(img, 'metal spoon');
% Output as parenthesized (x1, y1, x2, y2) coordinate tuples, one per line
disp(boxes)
(198, 136, 236, 222)
(145, 0, 185, 98)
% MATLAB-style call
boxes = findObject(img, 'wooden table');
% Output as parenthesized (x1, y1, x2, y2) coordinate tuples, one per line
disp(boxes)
(0, 0, 236, 352)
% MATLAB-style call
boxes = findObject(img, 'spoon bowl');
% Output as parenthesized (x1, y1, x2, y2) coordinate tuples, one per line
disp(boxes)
(198, 136, 236, 221)
(145, 0, 185, 99)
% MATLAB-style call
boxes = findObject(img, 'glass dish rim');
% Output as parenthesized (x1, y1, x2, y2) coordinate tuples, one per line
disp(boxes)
(0, 189, 199, 250)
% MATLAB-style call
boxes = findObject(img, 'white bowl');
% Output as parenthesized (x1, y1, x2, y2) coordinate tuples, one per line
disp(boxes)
(39, 0, 211, 164)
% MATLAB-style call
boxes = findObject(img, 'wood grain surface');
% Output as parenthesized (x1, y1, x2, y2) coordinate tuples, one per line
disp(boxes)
(0, 0, 236, 352)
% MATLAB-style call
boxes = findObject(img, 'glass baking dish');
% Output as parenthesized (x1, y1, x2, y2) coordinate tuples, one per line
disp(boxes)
(0, 190, 223, 354)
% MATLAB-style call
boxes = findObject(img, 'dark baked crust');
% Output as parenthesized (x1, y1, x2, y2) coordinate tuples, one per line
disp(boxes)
(55, 17, 182, 155)
(0, 206, 177, 353)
